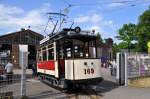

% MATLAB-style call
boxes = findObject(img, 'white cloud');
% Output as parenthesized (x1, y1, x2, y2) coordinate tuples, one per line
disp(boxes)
(74, 12, 117, 40)
(74, 13, 115, 28)
(0, 4, 24, 15)
(91, 14, 102, 23)
(0, 2, 117, 40)
(103, 20, 117, 28)
(89, 26, 103, 33)
(74, 13, 116, 37)
(74, 14, 102, 24)
(0, 3, 52, 35)
(107, 2, 124, 8)
(74, 16, 89, 23)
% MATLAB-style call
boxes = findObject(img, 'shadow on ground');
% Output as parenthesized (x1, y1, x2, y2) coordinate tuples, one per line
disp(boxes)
(28, 80, 119, 99)
(96, 80, 119, 93)
(29, 91, 64, 99)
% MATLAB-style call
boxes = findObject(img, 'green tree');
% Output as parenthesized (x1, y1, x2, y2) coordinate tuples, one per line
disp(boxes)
(112, 43, 119, 59)
(117, 42, 129, 49)
(116, 23, 137, 51)
(136, 7, 150, 52)
(112, 42, 130, 58)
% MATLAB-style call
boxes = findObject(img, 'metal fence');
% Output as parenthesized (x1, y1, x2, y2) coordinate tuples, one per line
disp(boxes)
(0, 70, 34, 99)
(127, 53, 150, 78)
(0, 72, 22, 99)
(0, 51, 30, 99)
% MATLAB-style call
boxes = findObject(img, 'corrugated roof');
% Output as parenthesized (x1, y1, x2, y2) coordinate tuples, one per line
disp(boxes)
(0, 29, 43, 38)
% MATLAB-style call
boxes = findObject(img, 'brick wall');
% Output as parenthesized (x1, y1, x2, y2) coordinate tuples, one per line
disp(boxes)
(11, 44, 19, 68)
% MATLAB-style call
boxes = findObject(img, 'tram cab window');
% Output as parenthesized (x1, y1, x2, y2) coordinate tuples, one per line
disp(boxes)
(74, 45, 84, 58)
(73, 41, 97, 59)
(63, 40, 97, 59)
(66, 48, 72, 58)
(89, 47, 96, 58)
(88, 41, 96, 58)
(48, 49, 54, 60)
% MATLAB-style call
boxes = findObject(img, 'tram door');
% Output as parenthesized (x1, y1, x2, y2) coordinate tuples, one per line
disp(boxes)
(57, 41, 73, 78)
(58, 46, 65, 78)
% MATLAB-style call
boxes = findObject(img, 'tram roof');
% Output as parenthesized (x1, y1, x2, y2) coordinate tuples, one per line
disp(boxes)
(40, 28, 97, 44)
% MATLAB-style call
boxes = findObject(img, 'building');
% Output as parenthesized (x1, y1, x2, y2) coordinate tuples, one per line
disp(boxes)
(0, 29, 43, 68)
(97, 38, 113, 60)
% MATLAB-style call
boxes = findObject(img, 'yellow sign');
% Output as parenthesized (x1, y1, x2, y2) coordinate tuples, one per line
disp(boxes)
(147, 42, 150, 48)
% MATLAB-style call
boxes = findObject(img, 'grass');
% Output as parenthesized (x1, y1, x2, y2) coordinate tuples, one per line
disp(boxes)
(128, 76, 150, 88)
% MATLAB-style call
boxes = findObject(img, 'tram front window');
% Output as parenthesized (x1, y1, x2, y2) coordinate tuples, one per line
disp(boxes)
(74, 45, 84, 58)
(64, 45, 96, 59)
(73, 45, 96, 59)
(63, 40, 97, 59)
(66, 48, 72, 58)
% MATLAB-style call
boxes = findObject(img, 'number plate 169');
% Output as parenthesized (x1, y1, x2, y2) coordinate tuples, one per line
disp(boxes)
(84, 68, 94, 74)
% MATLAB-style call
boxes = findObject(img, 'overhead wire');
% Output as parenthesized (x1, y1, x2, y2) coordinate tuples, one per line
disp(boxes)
(59, 0, 150, 29)
(61, 0, 150, 12)
(99, 0, 150, 14)
(27, 0, 150, 36)
(61, 0, 139, 7)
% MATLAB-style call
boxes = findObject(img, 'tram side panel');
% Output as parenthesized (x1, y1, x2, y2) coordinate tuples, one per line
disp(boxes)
(37, 62, 45, 74)
(37, 42, 59, 78)
(37, 60, 56, 76)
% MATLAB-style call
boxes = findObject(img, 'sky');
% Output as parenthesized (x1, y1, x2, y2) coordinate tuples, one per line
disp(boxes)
(0, 0, 150, 42)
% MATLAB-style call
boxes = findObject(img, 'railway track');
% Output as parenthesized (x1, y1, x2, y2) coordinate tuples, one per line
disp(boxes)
(34, 80, 102, 99)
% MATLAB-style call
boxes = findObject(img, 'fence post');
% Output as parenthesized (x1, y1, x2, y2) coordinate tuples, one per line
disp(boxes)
(124, 53, 128, 86)
(137, 52, 141, 77)
(20, 52, 28, 98)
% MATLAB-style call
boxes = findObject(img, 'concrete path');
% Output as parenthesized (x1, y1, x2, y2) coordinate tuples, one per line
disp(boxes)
(102, 86, 150, 99)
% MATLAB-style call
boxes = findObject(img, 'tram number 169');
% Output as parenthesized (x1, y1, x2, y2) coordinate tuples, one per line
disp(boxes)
(84, 68, 94, 75)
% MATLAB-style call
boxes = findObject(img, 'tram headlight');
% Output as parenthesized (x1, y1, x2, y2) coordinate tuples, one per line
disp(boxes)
(74, 26, 81, 33)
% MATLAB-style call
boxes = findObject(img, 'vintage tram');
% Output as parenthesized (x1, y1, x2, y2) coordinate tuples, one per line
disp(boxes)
(37, 27, 103, 89)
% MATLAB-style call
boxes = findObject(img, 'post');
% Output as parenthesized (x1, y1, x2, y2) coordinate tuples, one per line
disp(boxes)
(116, 53, 120, 83)
(136, 52, 140, 76)
(124, 53, 128, 86)
(20, 52, 28, 98)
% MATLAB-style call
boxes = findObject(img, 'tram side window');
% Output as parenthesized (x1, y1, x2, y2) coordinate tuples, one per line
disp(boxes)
(42, 51, 47, 61)
(38, 51, 42, 61)
(48, 49, 54, 60)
